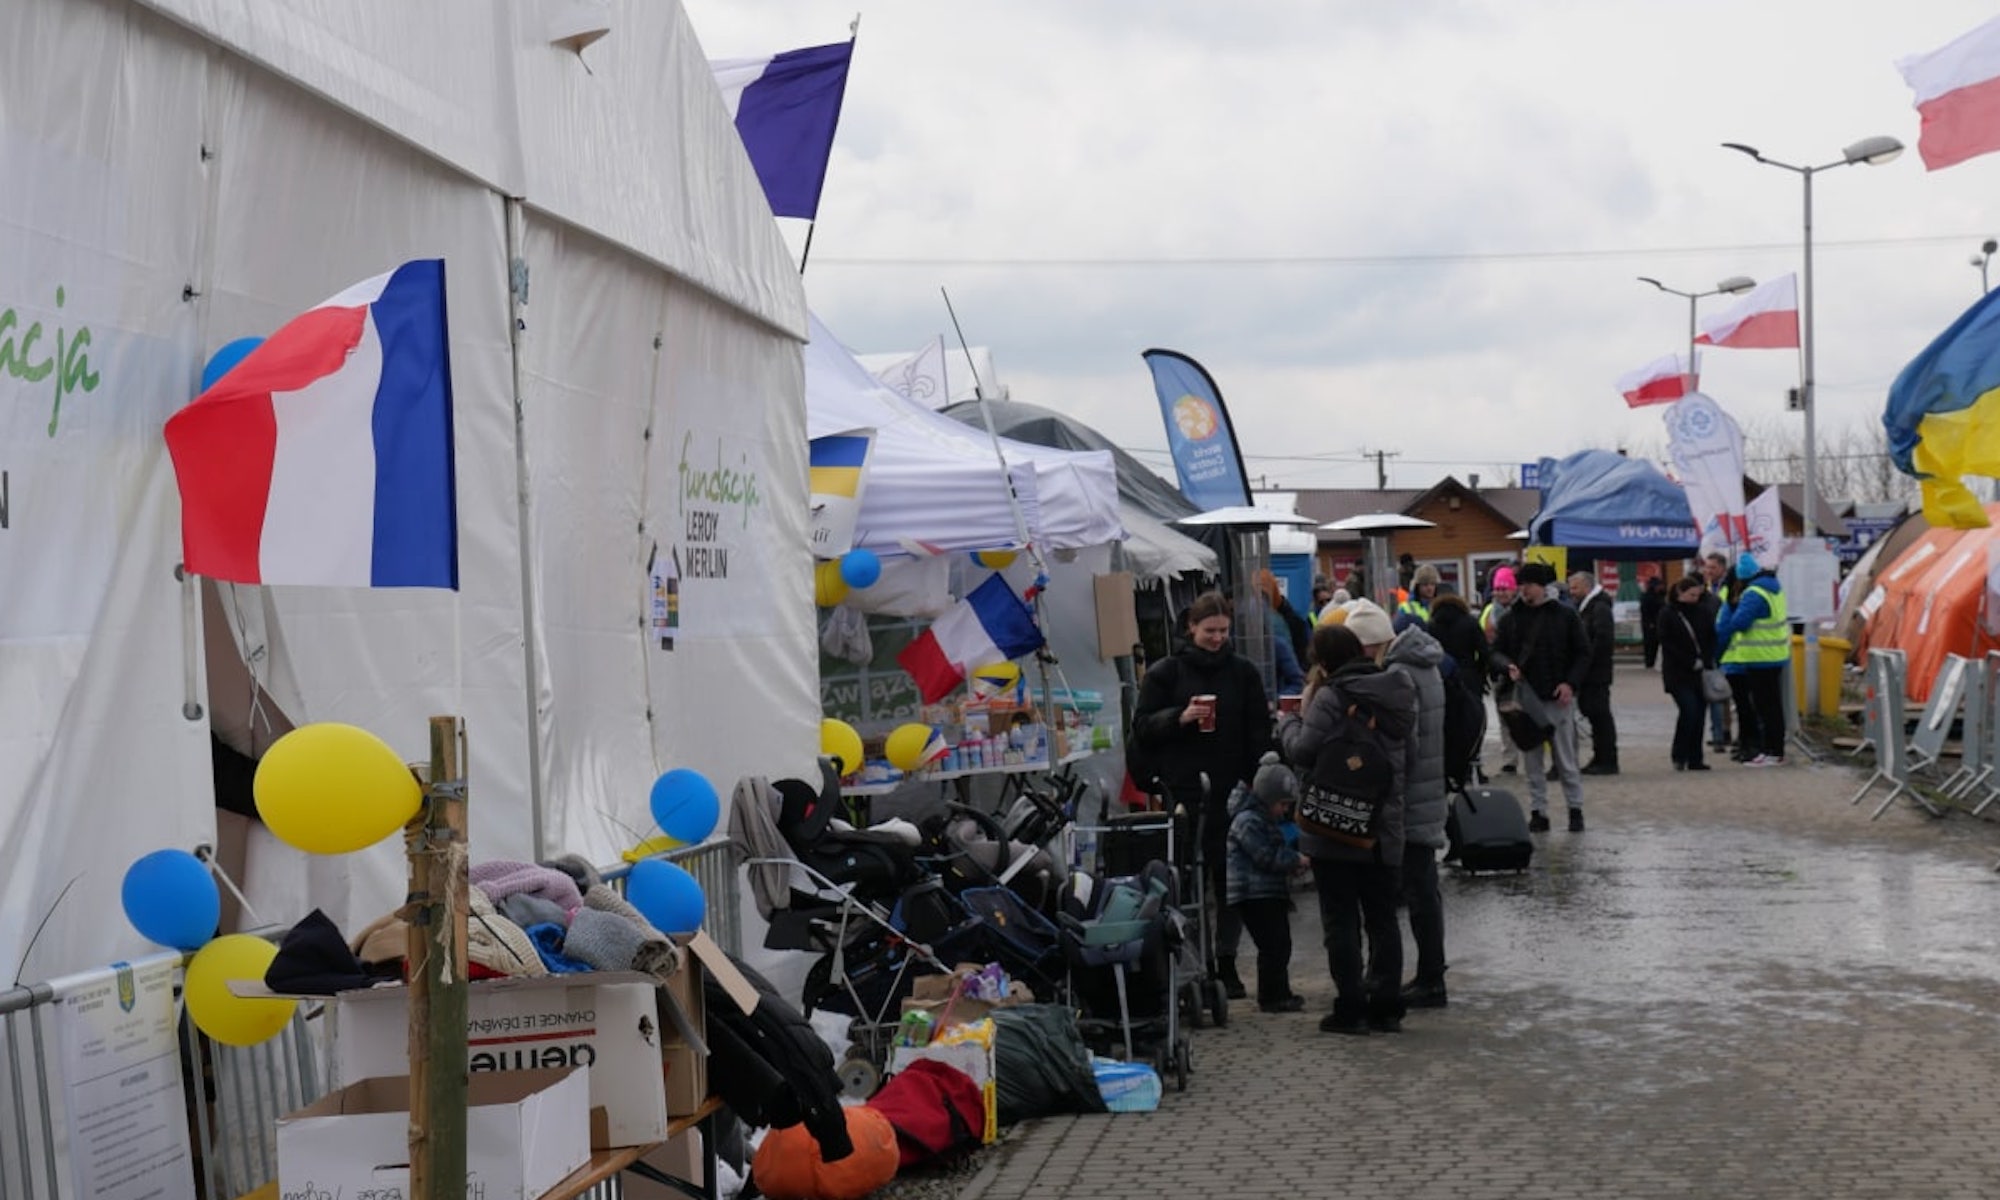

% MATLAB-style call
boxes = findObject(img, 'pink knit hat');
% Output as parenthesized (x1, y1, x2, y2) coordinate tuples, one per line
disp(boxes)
(1491, 567, 1518, 590)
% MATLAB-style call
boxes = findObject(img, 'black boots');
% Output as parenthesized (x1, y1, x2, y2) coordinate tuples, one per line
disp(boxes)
(1216, 957, 1248, 1000)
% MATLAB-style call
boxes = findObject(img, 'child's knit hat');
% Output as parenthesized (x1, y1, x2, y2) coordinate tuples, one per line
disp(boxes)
(1251, 751, 1298, 805)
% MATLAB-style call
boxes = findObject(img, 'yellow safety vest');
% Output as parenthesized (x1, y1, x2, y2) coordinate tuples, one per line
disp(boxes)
(1398, 598, 1431, 624)
(1721, 584, 1788, 665)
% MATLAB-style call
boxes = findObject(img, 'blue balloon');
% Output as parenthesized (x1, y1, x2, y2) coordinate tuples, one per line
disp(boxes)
(649, 769, 720, 846)
(200, 336, 265, 392)
(839, 548, 882, 589)
(626, 859, 705, 934)
(121, 849, 221, 951)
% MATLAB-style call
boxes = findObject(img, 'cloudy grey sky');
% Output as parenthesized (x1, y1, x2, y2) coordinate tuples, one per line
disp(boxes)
(683, 1, 2000, 492)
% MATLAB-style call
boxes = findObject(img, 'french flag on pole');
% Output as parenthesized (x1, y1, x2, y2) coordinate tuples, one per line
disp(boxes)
(897, 574, 1045, 704)
(165, 260, 458, 589)
(1696, 275, 1799, 350)
(1618, 353, 1698, 408)
(1898, 16, 2000, 171)
(711, 41, 854, 220)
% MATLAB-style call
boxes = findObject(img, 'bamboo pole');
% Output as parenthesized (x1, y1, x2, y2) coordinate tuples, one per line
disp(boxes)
(408, 716, 468, 1199)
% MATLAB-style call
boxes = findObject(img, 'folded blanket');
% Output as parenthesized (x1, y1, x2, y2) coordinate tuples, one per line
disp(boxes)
(583, 884, 683, 980)
(564, 906, 646, 972)
(497, 892, 571, 932)
(525, 922, 593, 974)
(470, 860, 583, 913)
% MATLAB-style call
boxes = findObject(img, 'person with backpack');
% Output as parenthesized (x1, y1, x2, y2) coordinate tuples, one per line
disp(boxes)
(1372, 603, 1451, 1012)
(1129, 590, 1272, 1000)
(1277, 620, 1416, 1036)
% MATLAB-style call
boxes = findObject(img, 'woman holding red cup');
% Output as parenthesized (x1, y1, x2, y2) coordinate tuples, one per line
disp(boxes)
(1129, 590, 1272, 1000)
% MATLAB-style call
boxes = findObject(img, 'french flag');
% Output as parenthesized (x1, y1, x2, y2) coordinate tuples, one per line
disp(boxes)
(1618, 353, 1697, 408)
(1899, 16, 2000, 171)
(897, 574, 1045, 704)
(165, 260, 458, 589)
(1696, 275, 1799, 350)
(711, 41, 854, 221)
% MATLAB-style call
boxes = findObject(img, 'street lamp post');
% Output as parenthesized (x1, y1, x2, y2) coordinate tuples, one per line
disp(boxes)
(1636, 273, 1758, 391)
(1973, 238, 1997, 294)
(1721, 134, 1903, 720)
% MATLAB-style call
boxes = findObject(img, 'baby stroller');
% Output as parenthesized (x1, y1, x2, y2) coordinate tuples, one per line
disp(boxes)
(1057, 861, 1191, 1091)
(1093, 778, 1228, 1029)
(924, 801, 1064, 917)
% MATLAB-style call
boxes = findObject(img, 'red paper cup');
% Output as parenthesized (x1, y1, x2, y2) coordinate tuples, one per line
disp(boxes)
(1192, 694, 1218, 732)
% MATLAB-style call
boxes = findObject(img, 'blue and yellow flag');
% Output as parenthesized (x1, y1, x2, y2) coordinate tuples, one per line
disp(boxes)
(1885, 288, 2000, 528)
(808, 429, 874, 554)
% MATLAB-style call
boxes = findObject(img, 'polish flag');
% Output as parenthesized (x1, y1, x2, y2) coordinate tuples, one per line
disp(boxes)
(165, 260, 458, 589)
(1618, 353, 1698, 408)
(897, 574, 1044, 703)
(1898, 16, 2000, 171)
(1695, 275, 1799, 349)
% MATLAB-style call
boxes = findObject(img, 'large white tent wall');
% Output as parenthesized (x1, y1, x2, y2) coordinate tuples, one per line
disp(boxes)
(0, 0, 819, 985)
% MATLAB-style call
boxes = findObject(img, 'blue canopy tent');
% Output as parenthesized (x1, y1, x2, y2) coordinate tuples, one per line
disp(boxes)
(1527, 450, 1699, 561)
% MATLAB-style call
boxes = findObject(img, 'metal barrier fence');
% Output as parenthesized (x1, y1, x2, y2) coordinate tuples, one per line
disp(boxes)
(1, 838, 739, 1200)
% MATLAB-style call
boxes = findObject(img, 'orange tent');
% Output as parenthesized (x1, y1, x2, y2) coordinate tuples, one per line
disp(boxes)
(1858, 503, 2000, 701)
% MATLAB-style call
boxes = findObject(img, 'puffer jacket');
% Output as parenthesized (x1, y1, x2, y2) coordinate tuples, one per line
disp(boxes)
(1225, 780, 1302, 906)
(1382, 625, 1448, 850)
(1277, 661, 1416, 867)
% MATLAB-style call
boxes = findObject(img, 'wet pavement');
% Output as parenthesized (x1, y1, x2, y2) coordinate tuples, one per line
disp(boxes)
(956, 663, 2000, 1200)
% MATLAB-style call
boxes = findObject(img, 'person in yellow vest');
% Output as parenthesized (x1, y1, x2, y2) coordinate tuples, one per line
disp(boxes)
(1398, 564, 1439, 627)
(1716, 552, 1788, 767)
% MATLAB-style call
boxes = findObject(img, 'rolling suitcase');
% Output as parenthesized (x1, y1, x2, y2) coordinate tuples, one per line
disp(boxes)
(1445, 785, 1533, 872)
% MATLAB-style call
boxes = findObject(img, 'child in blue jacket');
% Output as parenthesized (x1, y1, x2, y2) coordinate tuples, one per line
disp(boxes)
(1226, 752, 1308, 1012)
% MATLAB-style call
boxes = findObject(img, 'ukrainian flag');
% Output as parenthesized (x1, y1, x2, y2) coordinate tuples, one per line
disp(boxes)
(808, 433, 870, 499)
(1884, 287, 2000, 528)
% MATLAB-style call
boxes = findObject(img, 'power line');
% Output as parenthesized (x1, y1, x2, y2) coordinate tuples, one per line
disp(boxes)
(816, 232, 1989, 270)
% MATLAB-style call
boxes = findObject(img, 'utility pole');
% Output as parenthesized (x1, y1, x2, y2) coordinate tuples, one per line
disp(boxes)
(1359, 448, 1400, 490)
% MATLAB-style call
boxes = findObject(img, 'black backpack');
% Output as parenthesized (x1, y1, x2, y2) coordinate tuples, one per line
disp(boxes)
(1295, 692, 1397, 849)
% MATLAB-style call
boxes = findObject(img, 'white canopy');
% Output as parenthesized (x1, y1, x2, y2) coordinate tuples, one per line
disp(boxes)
(807, 315, 1123, 557)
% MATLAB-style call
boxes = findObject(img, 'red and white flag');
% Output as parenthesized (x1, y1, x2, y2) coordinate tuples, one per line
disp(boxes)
(1618, 353, 1698, 408)
(1696, 274, 1799, 350)
(1898, 16, 2000, 171)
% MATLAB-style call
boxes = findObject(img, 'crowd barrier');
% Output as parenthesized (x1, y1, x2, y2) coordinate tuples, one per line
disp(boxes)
(1, 837, 740, 1200)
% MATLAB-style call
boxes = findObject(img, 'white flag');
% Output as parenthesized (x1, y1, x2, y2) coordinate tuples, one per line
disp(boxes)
(1664, 393, 1748, 556)
(1744, 487, 1784, 566)
(871, 336, 949, 407)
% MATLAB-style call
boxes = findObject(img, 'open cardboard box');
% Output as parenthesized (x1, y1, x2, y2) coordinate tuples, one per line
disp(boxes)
(278, 1068, 588, 1200)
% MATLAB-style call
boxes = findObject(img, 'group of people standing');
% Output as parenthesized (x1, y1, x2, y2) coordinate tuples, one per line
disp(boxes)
(1651, 551, 1791, 770)
(1127, 583, 1461, 1036)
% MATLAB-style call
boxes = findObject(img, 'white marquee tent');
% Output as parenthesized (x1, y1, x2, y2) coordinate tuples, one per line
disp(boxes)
(0, 0, 822, 984)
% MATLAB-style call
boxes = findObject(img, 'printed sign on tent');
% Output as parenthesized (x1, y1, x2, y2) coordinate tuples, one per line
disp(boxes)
(56, 957, 195, 1200)
(808, 427, 875, 555)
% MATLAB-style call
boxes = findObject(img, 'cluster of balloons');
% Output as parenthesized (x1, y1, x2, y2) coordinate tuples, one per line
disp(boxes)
(255, 723, 421, 854)
(885, 723, 948, 772)
(821, 718, 864, 778)
(120, 849, 300, 1046)
(814, 548, 882, 607)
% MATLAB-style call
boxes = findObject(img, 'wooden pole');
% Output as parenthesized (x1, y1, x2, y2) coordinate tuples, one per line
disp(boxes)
(408, 716, 468, 1199)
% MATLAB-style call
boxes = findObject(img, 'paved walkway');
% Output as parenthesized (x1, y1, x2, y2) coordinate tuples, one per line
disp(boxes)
(956, 663, 2000, 1200)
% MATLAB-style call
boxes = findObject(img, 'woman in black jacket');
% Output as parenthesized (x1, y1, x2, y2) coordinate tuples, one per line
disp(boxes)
(1657, 575, 1717, 771)
(1130, 590, 1271, 998)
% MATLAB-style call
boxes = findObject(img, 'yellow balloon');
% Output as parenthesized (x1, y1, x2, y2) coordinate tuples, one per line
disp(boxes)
(971, 549, 1017, 570)
(885, 723, 943, 772)
(821, 718, 865, 777)
(814, 560, 850, 607)
(184, 934, 297, 1046)
(254, 723, 422, 855)
(621, 834, 687, 863)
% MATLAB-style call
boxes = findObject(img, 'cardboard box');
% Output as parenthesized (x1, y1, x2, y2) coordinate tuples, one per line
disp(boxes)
(659, 930, 759, 1119)
(620, 1128, 705, 1200)
(333, 972, 668, 1150)
(278, 1068, 589, 1200)
(897, 965, 1031, 1029)
(1093, 572, 1140, 661)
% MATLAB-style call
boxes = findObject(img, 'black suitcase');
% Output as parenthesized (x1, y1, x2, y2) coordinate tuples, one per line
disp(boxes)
(1445, 785, 1534, 872)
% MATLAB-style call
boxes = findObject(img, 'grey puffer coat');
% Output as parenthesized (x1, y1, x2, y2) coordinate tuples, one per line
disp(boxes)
(1382, 625, 1449, 849)
(1277, 661, 1417, 867)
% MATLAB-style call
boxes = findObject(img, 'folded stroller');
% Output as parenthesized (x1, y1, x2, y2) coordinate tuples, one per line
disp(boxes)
(1058, 862, 1191, 1092)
